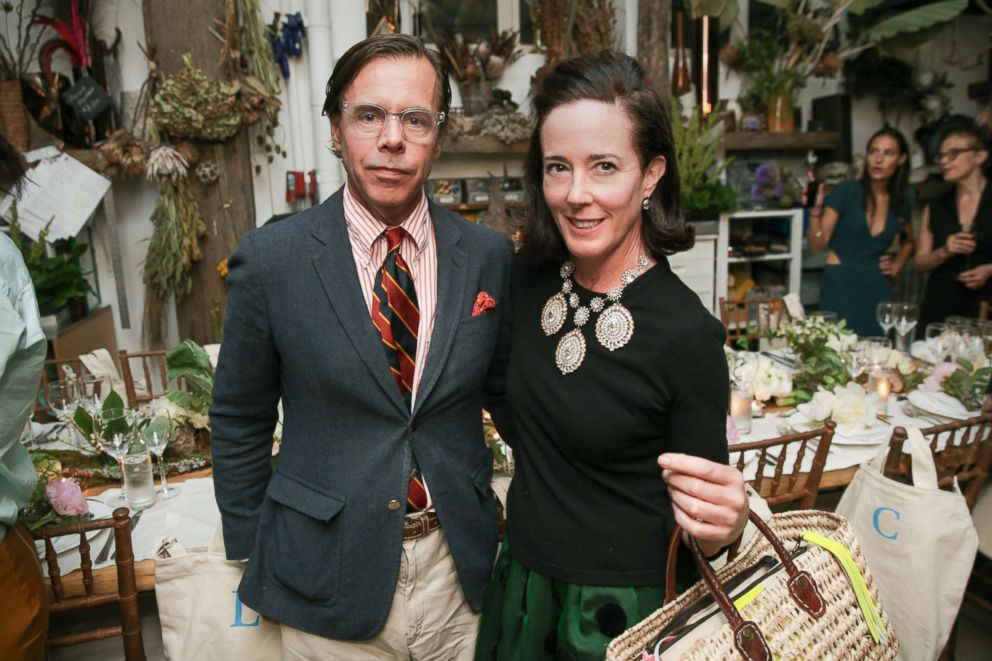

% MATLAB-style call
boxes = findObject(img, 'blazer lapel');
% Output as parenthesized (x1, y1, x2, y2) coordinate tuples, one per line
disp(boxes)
(311, 192, 407, 415)
(413, 204, 468, 416)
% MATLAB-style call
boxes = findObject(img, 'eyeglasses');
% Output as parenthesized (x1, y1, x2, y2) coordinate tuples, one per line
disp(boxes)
(938, 147, 978, 162)
(340, 101, 445, 142)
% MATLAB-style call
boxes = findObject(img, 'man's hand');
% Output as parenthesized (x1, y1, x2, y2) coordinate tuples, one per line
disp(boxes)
(659, 453, 748, 558)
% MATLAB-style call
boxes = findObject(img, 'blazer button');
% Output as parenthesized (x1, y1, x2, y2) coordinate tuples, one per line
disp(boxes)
(387, 499, 402, 511)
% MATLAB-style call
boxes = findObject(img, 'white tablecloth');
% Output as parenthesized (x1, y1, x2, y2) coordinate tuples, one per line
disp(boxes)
(38, 477, 221, 576)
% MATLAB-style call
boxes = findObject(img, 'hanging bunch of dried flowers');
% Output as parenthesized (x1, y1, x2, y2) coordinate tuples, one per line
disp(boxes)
(150, 54, 242, 142)
(142, 127, 206, 346)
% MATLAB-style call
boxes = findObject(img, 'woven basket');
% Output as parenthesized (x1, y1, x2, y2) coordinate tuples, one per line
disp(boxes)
(0, 79, 29, 152)
(606, 510, 899, 660)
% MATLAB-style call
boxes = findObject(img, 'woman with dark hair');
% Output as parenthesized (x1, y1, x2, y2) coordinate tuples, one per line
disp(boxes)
(807, 126, 915, 336)
(914, 121, 991, 329)
(474, 52, 747, 661)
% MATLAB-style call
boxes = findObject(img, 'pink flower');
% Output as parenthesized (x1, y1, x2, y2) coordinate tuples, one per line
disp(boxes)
(472, 291, 496, 317)
(922, 362, 961, 392)
(46, 478, 90, 517)
(726, 414, 741, 445)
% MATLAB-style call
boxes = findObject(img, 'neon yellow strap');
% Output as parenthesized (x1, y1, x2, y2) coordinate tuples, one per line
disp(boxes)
(733, 583, 764, 612)
(802, 531, 888, 644)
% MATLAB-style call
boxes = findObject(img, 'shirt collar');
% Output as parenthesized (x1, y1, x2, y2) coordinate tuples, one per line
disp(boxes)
(343, 182, 430, 260)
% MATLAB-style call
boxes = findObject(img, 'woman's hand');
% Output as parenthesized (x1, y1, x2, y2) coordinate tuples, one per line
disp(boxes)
(659, 453, 748, 557)
(957, 264, 992, 290)
(946, 232, 977, 255)
(879, 254, 897, 276)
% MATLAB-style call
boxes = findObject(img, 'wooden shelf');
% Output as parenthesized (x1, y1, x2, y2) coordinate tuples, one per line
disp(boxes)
(442, 134, 528, 156)
(65, 148, 109, 172)
(722, 131, 840, 152)
(728, 253, 792, 264)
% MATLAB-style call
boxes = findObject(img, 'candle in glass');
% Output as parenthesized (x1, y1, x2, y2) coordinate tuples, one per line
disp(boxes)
(868, 370, 892, 416)
(730, 389, 753, 435)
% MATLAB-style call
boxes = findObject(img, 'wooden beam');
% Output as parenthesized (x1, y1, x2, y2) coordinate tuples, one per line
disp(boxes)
(142, 0, 257, 346)
(636, 1, 669, 98)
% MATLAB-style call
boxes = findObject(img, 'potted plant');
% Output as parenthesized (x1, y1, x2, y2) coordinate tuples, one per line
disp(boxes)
(671, 95, 737, 220)
(8, 205, 93, 319)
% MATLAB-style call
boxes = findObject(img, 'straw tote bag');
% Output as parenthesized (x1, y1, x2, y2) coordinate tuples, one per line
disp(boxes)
(606, 510, 899, 660)
(836, 427, 978, 660)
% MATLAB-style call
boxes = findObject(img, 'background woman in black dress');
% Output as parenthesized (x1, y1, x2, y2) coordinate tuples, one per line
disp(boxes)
(915, 121, 991, 330)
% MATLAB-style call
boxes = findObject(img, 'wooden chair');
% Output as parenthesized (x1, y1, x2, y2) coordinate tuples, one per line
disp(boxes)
(884, 415, 992, 510)
(118, 349, 170, 408)
(719, 296, 791, 346)
(31, 507, 146, 660)
(729, 420, 836, 510)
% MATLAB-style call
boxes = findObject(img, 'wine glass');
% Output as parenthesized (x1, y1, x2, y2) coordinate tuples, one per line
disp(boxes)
(876, 302, 896, 341)
(859, 336, 892, 370)
(77, 375, 103, 414)
(893, 302, 918, 354)
(950, 323, 983, 365)
(846, 341, 869, 380)
(924, 323, 951, 362)
(143, 415, 181, 499)
(46, 381, 75, 420)
(95, 408, 132, 505)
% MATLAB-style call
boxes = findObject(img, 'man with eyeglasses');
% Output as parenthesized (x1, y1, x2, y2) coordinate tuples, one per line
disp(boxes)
(210, 33, 514, 659)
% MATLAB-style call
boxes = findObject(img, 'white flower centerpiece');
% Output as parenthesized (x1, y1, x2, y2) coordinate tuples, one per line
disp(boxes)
(724, 346, 793, 403)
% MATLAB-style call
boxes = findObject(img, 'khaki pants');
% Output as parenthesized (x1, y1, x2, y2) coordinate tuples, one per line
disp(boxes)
(0, 523, 48, 660)
(281, 528, 479, 660)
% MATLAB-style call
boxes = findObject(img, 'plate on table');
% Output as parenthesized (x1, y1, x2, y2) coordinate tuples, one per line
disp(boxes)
(907, 389, 977, 421)
(34, 500, 113, 556)
(786, 410, 890, 446)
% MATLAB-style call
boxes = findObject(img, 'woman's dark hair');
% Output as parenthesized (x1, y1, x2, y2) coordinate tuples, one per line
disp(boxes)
(322, 33, 451, 142)
(0, 136, 26, 197)
(519, 51, 691, 265)
(938, 118, 991, 177)
(859, 126, 911, 222)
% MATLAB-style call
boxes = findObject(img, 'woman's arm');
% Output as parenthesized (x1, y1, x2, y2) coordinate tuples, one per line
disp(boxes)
(807, 204, 839, 253)
(914, 204, 976, 272)
(882, 220, 916, 276)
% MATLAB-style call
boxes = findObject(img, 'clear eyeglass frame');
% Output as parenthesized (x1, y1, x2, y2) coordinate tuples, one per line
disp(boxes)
(340, 101, 445, 142)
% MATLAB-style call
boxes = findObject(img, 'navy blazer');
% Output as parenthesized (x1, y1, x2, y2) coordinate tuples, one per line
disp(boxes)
(210, 188, 514, 640)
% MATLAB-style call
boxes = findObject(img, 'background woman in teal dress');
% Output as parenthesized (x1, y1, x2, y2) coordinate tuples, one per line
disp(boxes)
(807, 127, 916, 336)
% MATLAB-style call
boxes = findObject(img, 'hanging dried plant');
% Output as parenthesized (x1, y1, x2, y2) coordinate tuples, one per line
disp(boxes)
(150, 54, 242, 142)
(145, 144, 189, 183)
(96, 129, 149, 177)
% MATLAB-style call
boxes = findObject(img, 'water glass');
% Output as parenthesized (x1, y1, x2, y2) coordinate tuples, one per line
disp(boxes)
(123, 433, 157, 511)
(950, 323, 983, 365)
(924, 323, 951, 362)
(143, 415, 181, 499)
(860, 336, 892, 370)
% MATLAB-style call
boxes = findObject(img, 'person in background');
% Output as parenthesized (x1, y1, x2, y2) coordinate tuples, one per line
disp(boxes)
(807, 126, 915, 336)
(474, 52, 747, 661)
(0, 136, 48, 659)
(914, 120, 991, 330)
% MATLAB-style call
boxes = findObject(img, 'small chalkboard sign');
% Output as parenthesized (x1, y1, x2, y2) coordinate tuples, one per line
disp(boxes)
(63, 75, 112, 122)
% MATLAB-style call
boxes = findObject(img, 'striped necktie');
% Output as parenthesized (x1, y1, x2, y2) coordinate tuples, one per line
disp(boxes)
(371, 227, 427, 511)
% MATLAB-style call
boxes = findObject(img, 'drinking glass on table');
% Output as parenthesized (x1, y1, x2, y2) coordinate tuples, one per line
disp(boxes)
(846, 341, 870, 380)
(46, 381, 75, 420)
(876, 302, 896, 342)
(142, 415, 181, 499)
(950, 323, 984, 365)
(123, 431, 157, 511)
(893, 302, 918, 354)
(924, 323, 951, 362)
(77, 375, 103, 414)
(95, 408, 132, 505)
(860, 336, 892, 370)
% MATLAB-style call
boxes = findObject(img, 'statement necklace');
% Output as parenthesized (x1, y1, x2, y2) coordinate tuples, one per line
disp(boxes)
(540, 256, 650, 374)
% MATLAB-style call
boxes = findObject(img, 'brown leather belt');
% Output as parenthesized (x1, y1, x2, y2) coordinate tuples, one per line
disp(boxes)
(403, 511, 441, 541)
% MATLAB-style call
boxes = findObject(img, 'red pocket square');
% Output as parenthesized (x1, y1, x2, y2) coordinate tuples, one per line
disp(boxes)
(472, 291, 496, 317)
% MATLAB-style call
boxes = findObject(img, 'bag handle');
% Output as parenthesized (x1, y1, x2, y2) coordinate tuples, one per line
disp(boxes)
(664, 511, 827, 659)
(869, 427, 940, 491)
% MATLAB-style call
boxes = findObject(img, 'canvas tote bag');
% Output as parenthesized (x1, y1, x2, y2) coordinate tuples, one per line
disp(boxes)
(836, 427, 978, 660)
(155, 528, 282, 660)
(606, 510, 899, 660)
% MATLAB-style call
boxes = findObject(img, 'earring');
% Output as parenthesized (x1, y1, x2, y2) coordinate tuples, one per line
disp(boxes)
(641, 197, 651, 210)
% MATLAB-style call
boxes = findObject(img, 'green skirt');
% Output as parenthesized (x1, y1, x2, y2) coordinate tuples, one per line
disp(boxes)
(474, 541, 665, 661)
